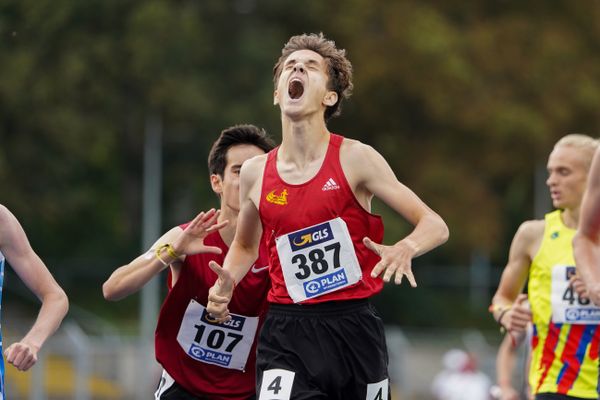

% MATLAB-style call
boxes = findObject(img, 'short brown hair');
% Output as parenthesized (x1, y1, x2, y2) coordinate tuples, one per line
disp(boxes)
(208, 124, 275, 178)
(273, 33, 353, 121)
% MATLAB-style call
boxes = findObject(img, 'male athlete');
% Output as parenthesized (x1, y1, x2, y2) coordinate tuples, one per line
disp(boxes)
(207, 33, 449, 400)
(103, 125, 274, 400)
(491, 134, 600, 399)
(0, 205, 69, 398)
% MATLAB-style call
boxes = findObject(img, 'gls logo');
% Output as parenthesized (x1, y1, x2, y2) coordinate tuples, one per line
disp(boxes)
(289, 222, 333, 251)
(201, 309, 245, 331)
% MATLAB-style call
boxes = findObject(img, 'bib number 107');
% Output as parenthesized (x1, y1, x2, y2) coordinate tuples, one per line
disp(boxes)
(292, 242, 340, 279)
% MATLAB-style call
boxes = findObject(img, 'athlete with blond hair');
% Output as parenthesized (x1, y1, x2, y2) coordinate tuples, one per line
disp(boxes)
(491, 134, 600, 399)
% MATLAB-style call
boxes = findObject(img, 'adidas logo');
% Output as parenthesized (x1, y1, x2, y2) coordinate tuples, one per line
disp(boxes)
(322, 178, 340, 191)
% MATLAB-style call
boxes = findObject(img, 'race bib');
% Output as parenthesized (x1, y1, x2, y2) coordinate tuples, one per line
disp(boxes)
(551, 265, 600, 324)
(176, 299, 259, 370)
(276, 217, 362, 303)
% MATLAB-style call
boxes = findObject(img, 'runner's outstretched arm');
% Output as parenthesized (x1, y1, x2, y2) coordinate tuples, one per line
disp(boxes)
(491, 222, 537, 334)
(574, 148, 600, 305)
(0, 205, 68, 371)
(207, 157, 264, 321)
(344, 142, 449, 286)
(103, 209, 226, 301)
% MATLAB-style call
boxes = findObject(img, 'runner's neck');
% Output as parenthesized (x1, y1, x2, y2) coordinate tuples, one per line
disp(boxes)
(217, 208, 237, 247)
(279, 126, 330, 169)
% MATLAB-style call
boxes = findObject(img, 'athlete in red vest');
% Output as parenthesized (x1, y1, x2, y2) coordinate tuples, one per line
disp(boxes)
(103, 125, 274, 400)
(207, 33, 449, 400)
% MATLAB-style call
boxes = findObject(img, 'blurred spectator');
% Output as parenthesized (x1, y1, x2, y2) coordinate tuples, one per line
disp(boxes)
(432, 348, 492, 400)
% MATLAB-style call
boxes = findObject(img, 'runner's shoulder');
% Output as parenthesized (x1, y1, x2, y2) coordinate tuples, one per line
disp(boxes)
(240, 153, 268, 180)
(340, 137, 374, 158)
(339, 137, 382, 176)
(514, 219, 545, 247)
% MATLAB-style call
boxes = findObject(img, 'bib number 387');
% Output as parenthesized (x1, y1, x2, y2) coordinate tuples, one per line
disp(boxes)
(276, 217, 362, 303)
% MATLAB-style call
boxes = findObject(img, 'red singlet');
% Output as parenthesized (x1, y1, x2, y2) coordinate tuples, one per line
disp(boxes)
(259, 133, 384, 304)
(155, 228, 270, 399)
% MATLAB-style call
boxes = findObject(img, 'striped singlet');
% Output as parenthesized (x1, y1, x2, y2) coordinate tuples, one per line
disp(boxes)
(528, 210, 600, 398)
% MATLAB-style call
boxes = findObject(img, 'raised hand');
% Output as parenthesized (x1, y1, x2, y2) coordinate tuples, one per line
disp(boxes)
(172, 209, 228, 257)
(206, 261, 235, 322)
(4, 341, 39, 371)
(363, 237, 417, 287)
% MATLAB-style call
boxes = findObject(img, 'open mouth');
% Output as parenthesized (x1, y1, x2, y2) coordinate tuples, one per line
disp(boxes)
(288, 79, 304, 100)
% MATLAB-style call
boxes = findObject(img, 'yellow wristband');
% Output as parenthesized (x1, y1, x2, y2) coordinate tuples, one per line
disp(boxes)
(155, 249, 170, 267)
(165, 243, 179, 259)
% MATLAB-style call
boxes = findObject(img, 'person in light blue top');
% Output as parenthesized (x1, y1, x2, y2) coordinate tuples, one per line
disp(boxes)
(0, 205, 68, 398)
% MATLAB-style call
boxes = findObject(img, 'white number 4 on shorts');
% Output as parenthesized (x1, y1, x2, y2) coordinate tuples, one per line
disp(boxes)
(259, 369, 295, 400)
(366, 379, 389, 400)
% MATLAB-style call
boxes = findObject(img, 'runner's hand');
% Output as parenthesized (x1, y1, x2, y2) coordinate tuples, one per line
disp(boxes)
(4, 341, 39, 371)
(503, 294, 531, 334)
(363, 237, 417, 287)
(586, 281, 600, 306)
(207, 261, 235, 322)
(172, 209, 228, 257)
(569, 274, 590, 301)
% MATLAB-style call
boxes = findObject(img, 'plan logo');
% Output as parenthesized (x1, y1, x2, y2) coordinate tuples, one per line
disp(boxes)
(303, 270, 348, 297)
(565, 308, 600, 322)
(188, 344, 232, 367)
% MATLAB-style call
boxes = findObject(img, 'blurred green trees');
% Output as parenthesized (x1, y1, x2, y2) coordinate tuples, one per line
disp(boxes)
(0, 0, 599, 325)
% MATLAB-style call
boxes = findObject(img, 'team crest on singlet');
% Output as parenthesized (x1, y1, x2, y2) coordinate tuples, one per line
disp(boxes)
(266, 189, 288, 205)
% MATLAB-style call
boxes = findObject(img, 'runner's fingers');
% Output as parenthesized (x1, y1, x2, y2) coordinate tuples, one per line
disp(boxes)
(513, 306, 532, 318)
(405, 270, 417, 288)
(207, 293, 231, 304)
(206, 220, 229, 233)
(206, 304, 231, 322)
(4, 346, 14, 362)
(17, 353, 34, 371)
(202, 245, 223, 255)
(515, 293, 528, 304)
(370, 261, 386, 278)
(208, 261, 225, 277)
(23, 356, 37, 371)
(394, 269, 404, 285)
(187, 211, 206, 230)
(201, 209, 219, 226)
(363, 237, 382, 256)
(11, 347, 28, 369)
(382, 264, 396, 282)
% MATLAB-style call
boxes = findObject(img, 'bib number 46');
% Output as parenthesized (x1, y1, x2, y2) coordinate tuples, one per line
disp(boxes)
(562, 287, 591, 306)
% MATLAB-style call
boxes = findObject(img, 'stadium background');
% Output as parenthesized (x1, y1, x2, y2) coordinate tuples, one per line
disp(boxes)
(0, 0, 598, 398)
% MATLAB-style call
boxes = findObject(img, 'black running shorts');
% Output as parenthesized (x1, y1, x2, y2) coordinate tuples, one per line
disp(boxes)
(256, 299, 391, 400)
(535, 393, 594, 400)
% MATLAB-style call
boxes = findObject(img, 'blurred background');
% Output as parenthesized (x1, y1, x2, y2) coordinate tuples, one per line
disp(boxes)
(0, 0, 598, 398)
